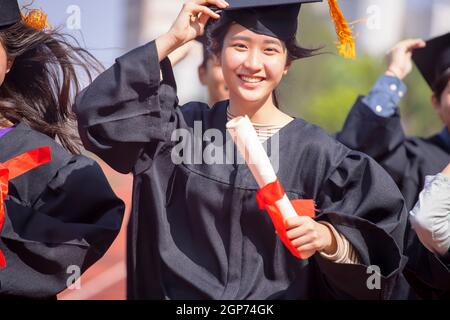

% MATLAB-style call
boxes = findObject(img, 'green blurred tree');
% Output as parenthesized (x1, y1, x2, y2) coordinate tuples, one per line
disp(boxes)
(276, 6, 443, 137)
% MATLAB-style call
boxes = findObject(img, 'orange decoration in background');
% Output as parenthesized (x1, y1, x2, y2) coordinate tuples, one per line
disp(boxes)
(327, 0, 356, 59)
(0, 146, 52, 269)
(21, 9, 50, 31)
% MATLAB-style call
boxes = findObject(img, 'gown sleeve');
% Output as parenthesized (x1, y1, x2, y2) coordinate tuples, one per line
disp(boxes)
(0, 155, 125, 299)
(74, 40, 179, 174)
(336, 97, 410, 184)
(313, 150, 409, 299)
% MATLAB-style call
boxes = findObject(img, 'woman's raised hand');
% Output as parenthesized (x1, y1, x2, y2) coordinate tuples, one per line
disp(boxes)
(156, 0, 228, 62)
(384, 38, 426, 80)
(169, 0, 228, 45)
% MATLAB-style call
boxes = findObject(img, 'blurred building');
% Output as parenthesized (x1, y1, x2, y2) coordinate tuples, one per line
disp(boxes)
(429, 0, 450, 37)
(338, 0, 449, 56)
(18, 0, 130, 67)
(404, 0, 450, 39)
(336, 0, 407, 56)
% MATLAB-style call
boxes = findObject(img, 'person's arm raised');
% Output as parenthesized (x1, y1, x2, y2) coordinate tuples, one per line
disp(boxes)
(155, 0, 228, 62)
(74, 0, 228, 174)
(337, 39, 426, 174)
(384, 38, 426, 80)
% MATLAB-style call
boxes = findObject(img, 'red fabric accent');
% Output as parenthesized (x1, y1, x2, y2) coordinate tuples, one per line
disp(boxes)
(0, 147, 52, 268)
(3, 146, 52, 180)
(256, 180, 285, 210)
(256, 179, 315, 259)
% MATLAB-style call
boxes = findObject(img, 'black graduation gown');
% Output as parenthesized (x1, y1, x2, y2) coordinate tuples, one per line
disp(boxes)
(74, 41, 409, 300)
(0, 122, 125, 299)
(337, 98, 450, 299)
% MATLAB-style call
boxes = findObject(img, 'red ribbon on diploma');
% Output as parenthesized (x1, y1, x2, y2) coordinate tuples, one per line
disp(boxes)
(256, 179, 315, 259)
(0, 146, 52, 268)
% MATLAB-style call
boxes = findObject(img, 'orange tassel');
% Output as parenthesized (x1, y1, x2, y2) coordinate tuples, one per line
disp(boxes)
(327, 0, 356, 59)
(21, 9, 49, 31)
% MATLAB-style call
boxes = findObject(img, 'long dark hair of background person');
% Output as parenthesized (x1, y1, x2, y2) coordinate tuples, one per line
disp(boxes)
(0, 21, 101, 154)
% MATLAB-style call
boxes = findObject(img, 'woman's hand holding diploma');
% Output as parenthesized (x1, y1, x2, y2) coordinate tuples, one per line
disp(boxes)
(227, 116, 337, 259)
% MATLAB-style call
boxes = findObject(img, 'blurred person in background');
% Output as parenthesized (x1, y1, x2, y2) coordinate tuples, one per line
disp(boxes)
(169, 34, 229, 106)
(0, 0, 124, 299)
(337, 33, 450, 299)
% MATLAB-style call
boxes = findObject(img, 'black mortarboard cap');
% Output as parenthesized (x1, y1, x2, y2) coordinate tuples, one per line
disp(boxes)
(210, 0, 356, 59)
(218, 0, 322, 41)
(0, 0, 21, 28)
(413, 32, 450, 89)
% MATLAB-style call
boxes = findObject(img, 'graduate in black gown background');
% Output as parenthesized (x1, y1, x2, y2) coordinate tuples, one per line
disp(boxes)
(75, 0, 409, 300)
(195, 35, 229, 106)
(0, 0, 125, 299)
(161, 35, 229, 107)
(337, 34, 450, 298)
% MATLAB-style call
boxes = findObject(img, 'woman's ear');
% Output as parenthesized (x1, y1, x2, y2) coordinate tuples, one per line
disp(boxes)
(283, 60, 292, 76)
(431, 93, 440, 111)
(431, 93, 446, 123)
(212, 53, 221, 66)
(6, 57, 15, 73)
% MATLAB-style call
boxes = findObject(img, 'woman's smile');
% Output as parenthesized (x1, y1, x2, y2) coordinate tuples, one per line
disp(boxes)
(237, 73, 266, 88)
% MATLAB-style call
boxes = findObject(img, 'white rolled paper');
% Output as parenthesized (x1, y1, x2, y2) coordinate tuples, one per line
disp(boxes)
(226, 115, 297, 219)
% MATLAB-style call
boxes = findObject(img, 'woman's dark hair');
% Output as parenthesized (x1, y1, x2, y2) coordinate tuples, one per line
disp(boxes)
(200, 42, 214, 69)
(433, 67, 450, 102)
(207, 17, 321, 108)
(0, 21, 102, 154)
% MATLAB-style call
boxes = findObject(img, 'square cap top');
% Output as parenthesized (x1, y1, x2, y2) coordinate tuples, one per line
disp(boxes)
(223, 0, 322, 10)
(413, 32, 450, 89)
(216, 0, 322, 41)
(0, 0, 21, 28)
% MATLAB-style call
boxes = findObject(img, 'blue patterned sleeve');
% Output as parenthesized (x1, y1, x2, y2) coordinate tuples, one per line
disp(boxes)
(362, 75, 407, 117)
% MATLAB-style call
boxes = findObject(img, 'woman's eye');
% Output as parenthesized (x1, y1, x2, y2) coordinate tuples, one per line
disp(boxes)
(234, 43, 247, 49)
(265, 47, 278, 53)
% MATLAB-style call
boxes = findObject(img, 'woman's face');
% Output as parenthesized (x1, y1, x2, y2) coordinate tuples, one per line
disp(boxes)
(220, 23, 289, 105)
(432, 78, 450, 128)
(198, 55, 229, 105)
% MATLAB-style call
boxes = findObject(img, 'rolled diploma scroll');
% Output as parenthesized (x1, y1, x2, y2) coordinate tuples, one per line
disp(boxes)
(226, 115, 297, 220)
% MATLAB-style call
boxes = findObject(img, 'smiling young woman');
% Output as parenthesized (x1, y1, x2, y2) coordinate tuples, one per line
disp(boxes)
(75, 0, 410, 300)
